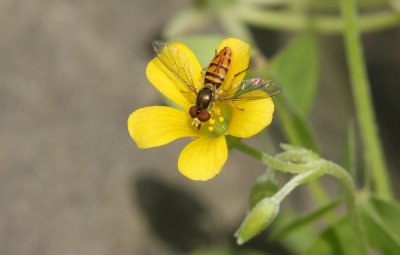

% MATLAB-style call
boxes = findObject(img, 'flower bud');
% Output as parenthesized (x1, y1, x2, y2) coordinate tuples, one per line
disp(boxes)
(250, 176, 278, 209)
(235, 198, 280, 245)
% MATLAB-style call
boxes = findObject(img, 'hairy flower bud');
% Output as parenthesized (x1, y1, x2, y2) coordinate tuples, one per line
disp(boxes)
(235, 197, 280, 245)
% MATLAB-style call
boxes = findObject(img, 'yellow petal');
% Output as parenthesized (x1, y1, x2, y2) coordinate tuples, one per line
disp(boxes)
(217, 38, 250, 91)
(146, 42, 202, 110)
(228, 98, 274, 138)
(178, 135, 228, 181)
(128, 106, 199, 148)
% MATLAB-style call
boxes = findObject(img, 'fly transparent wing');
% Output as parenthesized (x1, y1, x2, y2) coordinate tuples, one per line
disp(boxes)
(152, 41, 197, 94)
(216, 78, 282, 102)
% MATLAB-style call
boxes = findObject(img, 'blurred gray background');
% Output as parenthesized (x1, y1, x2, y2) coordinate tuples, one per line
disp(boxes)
(1, 0, 399, 255)
(0, 1, 267, 254)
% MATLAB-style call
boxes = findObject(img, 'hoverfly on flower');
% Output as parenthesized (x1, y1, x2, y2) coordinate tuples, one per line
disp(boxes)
(152, 41, 281, 129)
(128, 38, 280, 180)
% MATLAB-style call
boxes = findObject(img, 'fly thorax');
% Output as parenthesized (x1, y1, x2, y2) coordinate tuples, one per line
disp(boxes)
(196, 87, 213, 110)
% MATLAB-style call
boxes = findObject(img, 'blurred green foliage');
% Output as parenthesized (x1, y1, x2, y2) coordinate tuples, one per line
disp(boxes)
(268, 35, 319, 116)
(154, 0, 400, 254)
(188, 249, 267, 255)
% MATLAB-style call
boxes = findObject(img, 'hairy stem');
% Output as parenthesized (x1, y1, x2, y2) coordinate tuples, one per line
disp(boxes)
(237, 7, 400, 34)
(235, 141, 369, 255)
(339, 0, 392, 199)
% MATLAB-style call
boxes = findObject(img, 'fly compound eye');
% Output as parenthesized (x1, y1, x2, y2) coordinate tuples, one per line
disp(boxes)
(189, 106, 198, 119)
(197, 110, 211, 122)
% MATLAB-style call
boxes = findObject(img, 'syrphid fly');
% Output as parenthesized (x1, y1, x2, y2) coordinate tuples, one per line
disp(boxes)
(152, 41, 281, 128)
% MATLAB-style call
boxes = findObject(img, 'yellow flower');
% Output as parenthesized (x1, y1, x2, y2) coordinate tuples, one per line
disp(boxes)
(128, 38, 275, 181)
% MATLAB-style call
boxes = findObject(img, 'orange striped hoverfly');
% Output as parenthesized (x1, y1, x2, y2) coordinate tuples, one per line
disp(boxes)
(153, 41, 281, 125)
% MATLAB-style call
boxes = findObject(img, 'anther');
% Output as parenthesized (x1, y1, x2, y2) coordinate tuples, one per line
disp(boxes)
(209, 119, 216, 125)
(218, 116, 224, 122)
(208, 126, 214, 132)
(213, 107, 221, 116)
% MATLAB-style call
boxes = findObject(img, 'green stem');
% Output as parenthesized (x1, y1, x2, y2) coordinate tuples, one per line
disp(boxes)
(235, 141, 321, 173)
(238, 0, 390, 11)
(275, 99, 329, 205)
(339, 0, 392, 199)
(237, 7, 400, 34)
(235, 141, 369, 255)
(275, 99, 304, 147)
(272, 169, 322, 203)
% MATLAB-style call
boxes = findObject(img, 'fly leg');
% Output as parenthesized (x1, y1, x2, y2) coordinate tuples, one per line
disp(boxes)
(234, 67, 249, 78)
(229, 101, 244, 111)
(224, 67, 250, 92)
(191, 118, 202, 130)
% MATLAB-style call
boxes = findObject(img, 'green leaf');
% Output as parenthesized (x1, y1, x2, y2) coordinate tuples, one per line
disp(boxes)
(218, 5, 254, 45)
(168, 34, 225, 67)
(361, 196, 400, 255)
(290, 110, 319, 151)
(362, 210, 400, 255)
(303, 197, 400, 255)
(370, 196, 400, 236)
(188, 249, 267, 255)
(275, 98, 319, 152)
(269, 34, 319, 116)
(162, 8, 210, 39)
(270, 211, 317, 253)
(341, 121, 356, 175)
(270, 200, 340, 241)
(302, 217, 359, 255)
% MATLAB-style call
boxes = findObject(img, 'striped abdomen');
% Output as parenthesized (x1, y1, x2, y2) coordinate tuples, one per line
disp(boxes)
(204, 47, 232, 89)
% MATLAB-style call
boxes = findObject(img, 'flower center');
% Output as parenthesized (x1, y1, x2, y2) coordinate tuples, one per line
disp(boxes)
(197, 104, 232, 137)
